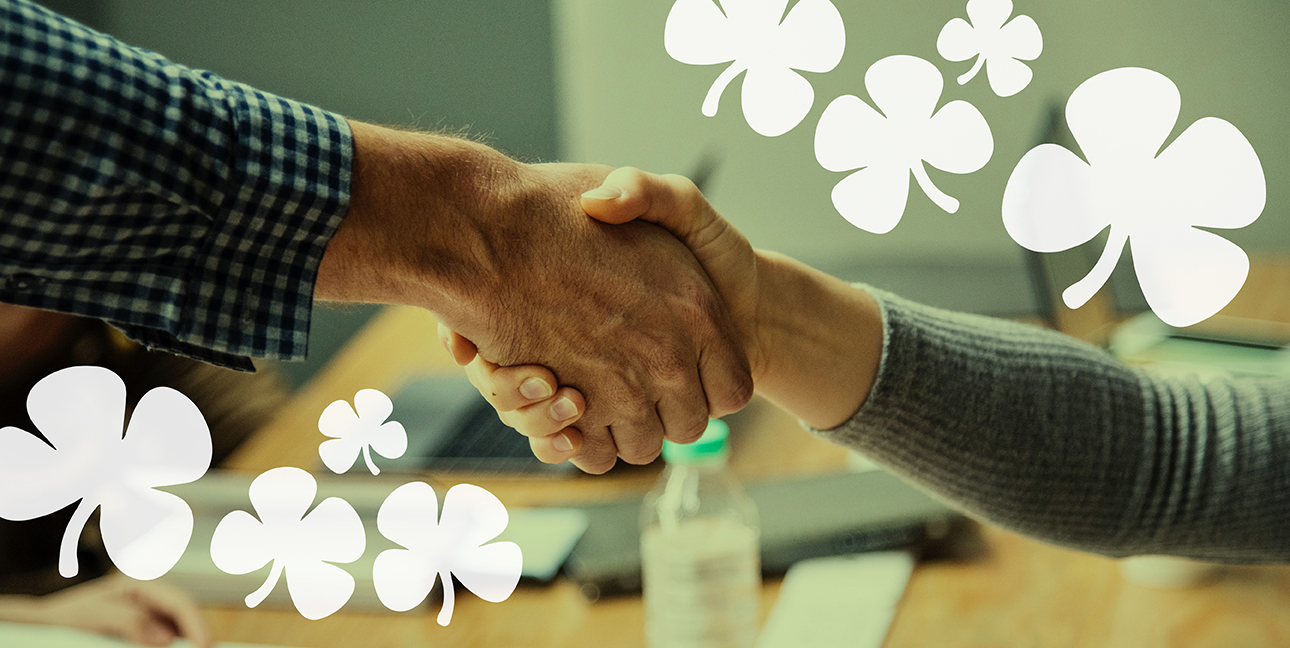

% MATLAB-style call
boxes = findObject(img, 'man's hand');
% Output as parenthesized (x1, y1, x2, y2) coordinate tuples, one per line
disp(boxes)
(317, 124, 753, 472)
(441, 167, 769, 457)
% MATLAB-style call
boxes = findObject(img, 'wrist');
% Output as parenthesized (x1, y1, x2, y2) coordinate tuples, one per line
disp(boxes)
(317, 120, 523, 316)
(750, 249, 883, 429)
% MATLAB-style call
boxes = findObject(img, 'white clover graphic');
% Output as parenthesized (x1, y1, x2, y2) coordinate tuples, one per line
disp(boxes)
(1002, 67, 1265, 327)
(815, 55, 993, 234)
(210, 467, 365, 620)
(0, 366, 210, 580)
(372, 482, 522, 626)
(937, 0, 1042, 97)
(664, 0, 845, 137)
(318, 389, 407, 476)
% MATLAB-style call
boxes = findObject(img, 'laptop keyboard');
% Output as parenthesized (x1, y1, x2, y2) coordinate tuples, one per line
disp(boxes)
(426, 399, 572, 474)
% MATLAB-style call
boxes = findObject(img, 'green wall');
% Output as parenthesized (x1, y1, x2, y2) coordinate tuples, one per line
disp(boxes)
(555, 0, 1290, 313)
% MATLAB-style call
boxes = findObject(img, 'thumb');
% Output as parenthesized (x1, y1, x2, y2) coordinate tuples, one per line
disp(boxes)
(580, 167, 718, 248)
(581, 166, 759, 370)
(581, 166, 752, 306)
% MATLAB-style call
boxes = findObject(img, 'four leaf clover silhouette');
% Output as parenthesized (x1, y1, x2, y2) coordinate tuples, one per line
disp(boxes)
(937, 0, 1042, 97)
(0, 366, 211, 580)
(210, 467, 366, 620)
(318, 389, 407, 476)
(815, 55, 993, 234)
(665, 0, 845, 136)
(372, 482, 522, 626)
(1002, 67, 1265, 327)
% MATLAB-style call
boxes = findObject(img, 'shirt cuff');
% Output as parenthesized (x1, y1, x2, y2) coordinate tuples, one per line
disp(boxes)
(167, 85, 353, 369)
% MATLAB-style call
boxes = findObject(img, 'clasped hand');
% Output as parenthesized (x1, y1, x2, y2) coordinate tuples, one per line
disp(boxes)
(440, 168, 765, 471)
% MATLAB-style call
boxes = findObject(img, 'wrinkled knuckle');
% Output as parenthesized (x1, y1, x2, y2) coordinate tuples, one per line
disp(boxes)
(622, 444, 661, 466)
(645, 343, 690, 384)
(580, 458, 615, 475)
(713, 370, 755, 416)
(674, 413, 709, 444)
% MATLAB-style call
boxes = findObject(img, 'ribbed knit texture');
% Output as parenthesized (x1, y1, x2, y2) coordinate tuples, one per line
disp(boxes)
(815, 286, 1290, 562)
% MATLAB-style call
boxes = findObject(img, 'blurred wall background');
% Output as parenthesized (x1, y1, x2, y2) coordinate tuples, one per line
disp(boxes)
(555, 0, 1290, 313)
(36, 0, 1290, 386)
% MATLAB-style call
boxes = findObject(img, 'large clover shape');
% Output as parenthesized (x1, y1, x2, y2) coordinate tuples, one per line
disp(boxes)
(0, 366, 210, 580)
(665, 0, 845, 137)
(372, 482, 522, 626)
(210, 467, 365, 620)
(1002, 67, 1265, 327)
(815, 55, 993, 234)
(318, 389, 407, 476)
(937, 0, 1042, 97)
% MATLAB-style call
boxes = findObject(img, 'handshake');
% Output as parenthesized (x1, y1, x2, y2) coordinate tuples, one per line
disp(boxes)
(318, 121, 883, 474)
(439, 166, 765, 474)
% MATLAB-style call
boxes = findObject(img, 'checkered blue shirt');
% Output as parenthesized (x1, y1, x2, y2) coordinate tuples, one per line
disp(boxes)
(0, 0, 352, 371)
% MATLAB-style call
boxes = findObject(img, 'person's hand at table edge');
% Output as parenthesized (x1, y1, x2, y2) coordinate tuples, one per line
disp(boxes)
(0, 575, 213, 648)
(317, 126, 753, 473)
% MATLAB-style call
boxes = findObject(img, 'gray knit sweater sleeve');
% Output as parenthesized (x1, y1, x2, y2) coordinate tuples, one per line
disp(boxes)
(813, 286, 1290, 562)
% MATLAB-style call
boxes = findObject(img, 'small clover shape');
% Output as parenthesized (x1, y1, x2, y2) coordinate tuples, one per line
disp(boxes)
(815, 55, 993, 234)
(665, 0, 846, 137)
(210, 467, 365, 620)
(372, 482, 522, 626)
(318, 389, 407, 476)
(1002, 67, 1265, 327)
(0, 366, 211, 580)
(937, 0, 1042, 97)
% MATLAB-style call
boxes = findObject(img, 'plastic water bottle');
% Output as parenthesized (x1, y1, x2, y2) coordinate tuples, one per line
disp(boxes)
(641, 419, 761, 648)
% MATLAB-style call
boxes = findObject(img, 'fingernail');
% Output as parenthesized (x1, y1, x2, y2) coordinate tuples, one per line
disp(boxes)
(581, 186, 622, 201)
(550, 397, 577, 422)
(520, 377, 553, 400)
(553, 433, 573, 452)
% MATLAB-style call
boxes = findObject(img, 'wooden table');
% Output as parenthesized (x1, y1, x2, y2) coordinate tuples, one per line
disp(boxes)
(210, 258, 1290, 647)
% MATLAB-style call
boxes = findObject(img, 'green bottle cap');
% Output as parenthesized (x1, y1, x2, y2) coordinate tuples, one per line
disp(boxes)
(662, 419, 730, 464)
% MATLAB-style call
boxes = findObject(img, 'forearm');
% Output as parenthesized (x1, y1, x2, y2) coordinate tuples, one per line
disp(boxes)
(751, 250, 883, 430)
(813, 288, 1290, 561)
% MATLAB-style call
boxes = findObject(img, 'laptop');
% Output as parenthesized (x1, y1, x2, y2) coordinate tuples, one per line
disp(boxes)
(1023, 101, 1290, 378)
(375, 375, 576, 475)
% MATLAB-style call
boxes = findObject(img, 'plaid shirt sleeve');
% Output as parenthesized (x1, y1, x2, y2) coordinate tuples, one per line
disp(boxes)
(0, 0, 353, 371)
